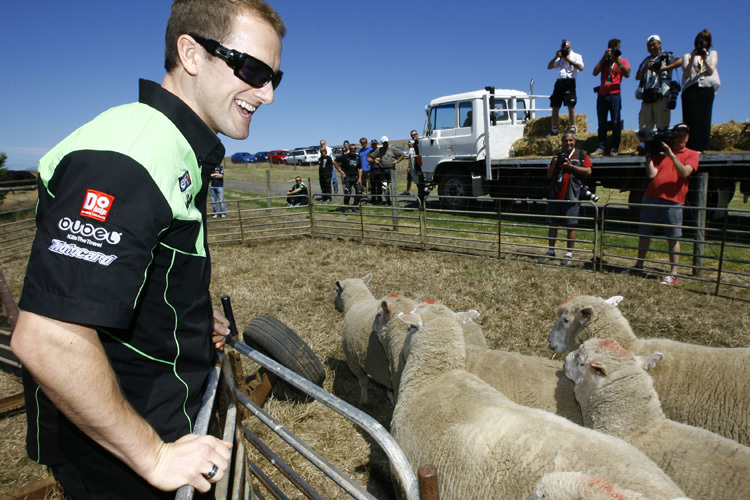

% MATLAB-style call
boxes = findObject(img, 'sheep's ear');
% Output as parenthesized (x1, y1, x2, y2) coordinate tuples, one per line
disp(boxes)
(455, 310, 480, 323)
(578, 306, 596, 324)
(589, 361, 607, 376)
(335, 280, 343, 291)
(362, 273, 373, 285)
(381, 300, 391, 316)
(398, 312, 422, 329)
(605, 296, 624, 307)
(639, 352, 664, 371)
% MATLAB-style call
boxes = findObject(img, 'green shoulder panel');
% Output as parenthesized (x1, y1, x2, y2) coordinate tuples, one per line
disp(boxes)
(38, 102, 206, 255)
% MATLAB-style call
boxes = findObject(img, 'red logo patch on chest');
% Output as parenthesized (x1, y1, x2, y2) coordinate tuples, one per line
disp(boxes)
(80, 189, 115, 222)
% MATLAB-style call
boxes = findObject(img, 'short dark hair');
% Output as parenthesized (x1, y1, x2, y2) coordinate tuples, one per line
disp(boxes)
(165, 0, 286, 72)
(608, 38, 621, 49)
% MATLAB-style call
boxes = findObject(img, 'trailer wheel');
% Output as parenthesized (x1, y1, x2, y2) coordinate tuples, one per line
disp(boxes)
(243, 315, 326, 387)
(438, 170, 470, 210)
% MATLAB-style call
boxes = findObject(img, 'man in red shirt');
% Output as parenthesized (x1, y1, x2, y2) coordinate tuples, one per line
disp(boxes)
(544, 131, 593, 266)
(592, 39, 630, 156)
(626, 123, 699, 285)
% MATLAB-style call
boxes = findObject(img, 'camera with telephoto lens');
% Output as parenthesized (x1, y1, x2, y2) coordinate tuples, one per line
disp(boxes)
(667, 80, 681, 110)
(560, 40, 570, 58)
(611, 48, 621, 59)
(555, 152, 569, 165)
(580, 185, 599, 203)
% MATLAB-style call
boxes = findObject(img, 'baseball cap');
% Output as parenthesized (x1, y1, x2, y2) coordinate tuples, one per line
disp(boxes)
(647, 34, 661, 43)
(672, 123, 690, 133)
(381, 136, 389, 143)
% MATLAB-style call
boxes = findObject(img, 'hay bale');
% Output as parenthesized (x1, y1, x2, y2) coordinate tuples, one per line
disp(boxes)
(523, 115, 589, 138)
(513, 132, 598, 157)
(709, 121, 749, 151)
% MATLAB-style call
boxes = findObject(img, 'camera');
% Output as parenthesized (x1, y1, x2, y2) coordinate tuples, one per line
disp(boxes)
(667, 80, 681, 110)
(611, 48, 622, 59)
(580, 185, 599, 203)
(639, 129, 678, 156)
(555, 152, 569, 165)
(696, 36, 709, 57)
(651, 52, 668, 73)
(560, 40, 570, 58)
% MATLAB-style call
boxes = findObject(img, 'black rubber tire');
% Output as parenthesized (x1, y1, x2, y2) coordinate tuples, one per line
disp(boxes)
(242, 315, 326, 386)
(438, 170, 470, 210)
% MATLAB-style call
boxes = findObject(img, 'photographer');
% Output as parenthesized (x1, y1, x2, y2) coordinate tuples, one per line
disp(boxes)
(681, 29, 720, 152)
(624, 123, 699, 286)
(635, 34, 683, 132)
(543, 131, 593, 266)
(592, 39, 630, 156)
(547, 40, 584, 136)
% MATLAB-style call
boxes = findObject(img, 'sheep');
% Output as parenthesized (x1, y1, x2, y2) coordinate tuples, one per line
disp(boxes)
(527, 471, 690, 500)
(390, 311, 686, 500)
(400, 300, 583, 424)
(565, 339, 750, 500)
(548, 295, 750, 445)
(335, 274, 418, 405)
(373, 298, 480, 403)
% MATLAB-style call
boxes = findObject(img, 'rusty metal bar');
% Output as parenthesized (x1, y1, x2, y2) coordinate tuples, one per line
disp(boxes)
(418, 465, 439, 500)
(0, 268, 19, 331)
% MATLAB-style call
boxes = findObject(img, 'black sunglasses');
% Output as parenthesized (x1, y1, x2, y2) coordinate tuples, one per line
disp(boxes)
(189, 33, 283, 90)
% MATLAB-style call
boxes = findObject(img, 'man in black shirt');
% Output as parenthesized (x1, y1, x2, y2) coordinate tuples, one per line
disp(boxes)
(318, 147, 334, 202)
(335, 143, 363, 213)
(11, 1, 286, 498)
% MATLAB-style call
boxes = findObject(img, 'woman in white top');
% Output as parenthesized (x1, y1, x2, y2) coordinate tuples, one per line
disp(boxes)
(681, 29, 720, 152)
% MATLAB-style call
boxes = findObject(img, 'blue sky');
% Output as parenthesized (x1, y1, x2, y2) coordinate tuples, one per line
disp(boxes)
(2, 0, 748, 170)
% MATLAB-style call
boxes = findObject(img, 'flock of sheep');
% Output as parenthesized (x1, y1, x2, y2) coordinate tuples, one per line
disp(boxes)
(333, 274, 749, 500)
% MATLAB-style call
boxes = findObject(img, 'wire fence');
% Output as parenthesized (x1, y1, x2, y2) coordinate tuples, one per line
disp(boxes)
(2, 194, 748, 299)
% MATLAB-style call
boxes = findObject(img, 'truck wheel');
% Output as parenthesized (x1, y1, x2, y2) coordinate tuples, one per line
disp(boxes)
(242, 315, 326, 387)
(439, 171, 470, 210)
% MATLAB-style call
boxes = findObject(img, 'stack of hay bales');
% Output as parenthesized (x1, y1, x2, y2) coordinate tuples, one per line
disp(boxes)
(708, 121, 750, 151)
(514, 115, 638, 157)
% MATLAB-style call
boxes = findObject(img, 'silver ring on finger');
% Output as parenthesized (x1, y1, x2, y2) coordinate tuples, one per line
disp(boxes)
(204, 463, 218, 480)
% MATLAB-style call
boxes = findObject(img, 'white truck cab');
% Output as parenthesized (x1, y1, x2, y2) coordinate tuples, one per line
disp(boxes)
(418, 87, 542, 207)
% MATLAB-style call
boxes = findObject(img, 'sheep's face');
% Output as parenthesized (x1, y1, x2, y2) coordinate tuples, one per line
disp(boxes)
(333, 280, 345, 312)
(548, 296, 623, 354)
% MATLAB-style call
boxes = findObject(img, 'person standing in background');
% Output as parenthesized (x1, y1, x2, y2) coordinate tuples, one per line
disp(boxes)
(210, 164, 227, 217)
(547, 40, 584, 135)
(592, 39, 630, 156)
(681, 29, 720, 152)
(358, 137, 372, 200)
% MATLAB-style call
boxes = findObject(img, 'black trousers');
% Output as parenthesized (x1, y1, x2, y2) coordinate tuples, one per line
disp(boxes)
(319, 174, 332, 201)
(51, 448, 215, 500)
(343, 177, 362, 206)
(681, 84, 714, 152)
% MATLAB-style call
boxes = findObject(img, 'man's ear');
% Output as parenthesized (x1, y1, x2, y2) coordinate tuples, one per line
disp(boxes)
(176, 34, 201, 77)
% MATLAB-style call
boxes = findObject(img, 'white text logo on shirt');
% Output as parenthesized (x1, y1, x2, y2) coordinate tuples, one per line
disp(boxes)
(48, 239, 118, 266)
(58, 218, 122, 248)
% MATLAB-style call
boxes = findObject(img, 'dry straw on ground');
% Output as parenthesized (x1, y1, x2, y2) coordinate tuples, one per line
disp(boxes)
(1, 238, 748, 498)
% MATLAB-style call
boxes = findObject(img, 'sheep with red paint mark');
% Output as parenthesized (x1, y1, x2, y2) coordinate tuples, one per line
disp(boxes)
(390, 311, 686, 500)
(402, 300, 583, 424)
(527, 471, 691, 500)
(565, 339, 750, 500)
(548, 295, 750, 445)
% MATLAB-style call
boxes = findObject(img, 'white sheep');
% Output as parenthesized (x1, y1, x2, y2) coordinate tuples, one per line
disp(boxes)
(373, 298, 480, 403)
(565, 339, 750, 500)
(548, 295, 750, 445)
(335, 274, 417, 405)
(403, 300, 583, 424)
(390, 311, 686, 500)
(527, 471, 690, 500)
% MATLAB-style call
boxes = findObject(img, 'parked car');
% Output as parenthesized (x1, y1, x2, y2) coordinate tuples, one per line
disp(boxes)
(255, 151, 269, 162)
(284, 149, 321, 166)
(231, 152, 259, 164)
(268, 150, 290, 164)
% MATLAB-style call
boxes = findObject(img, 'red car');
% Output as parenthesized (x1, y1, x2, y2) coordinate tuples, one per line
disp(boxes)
(268, 150, 290, 164)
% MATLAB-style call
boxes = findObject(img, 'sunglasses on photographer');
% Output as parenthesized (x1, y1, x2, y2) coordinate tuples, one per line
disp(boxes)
(189, 33, 283, 90)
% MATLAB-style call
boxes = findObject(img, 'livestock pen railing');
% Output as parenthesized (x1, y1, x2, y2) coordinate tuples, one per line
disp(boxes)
(173, 320, 431, 500)
(1, 194, 748, 299)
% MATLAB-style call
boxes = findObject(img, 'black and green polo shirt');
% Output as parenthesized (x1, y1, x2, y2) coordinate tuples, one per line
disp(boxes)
(19, 79, 225, 465)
